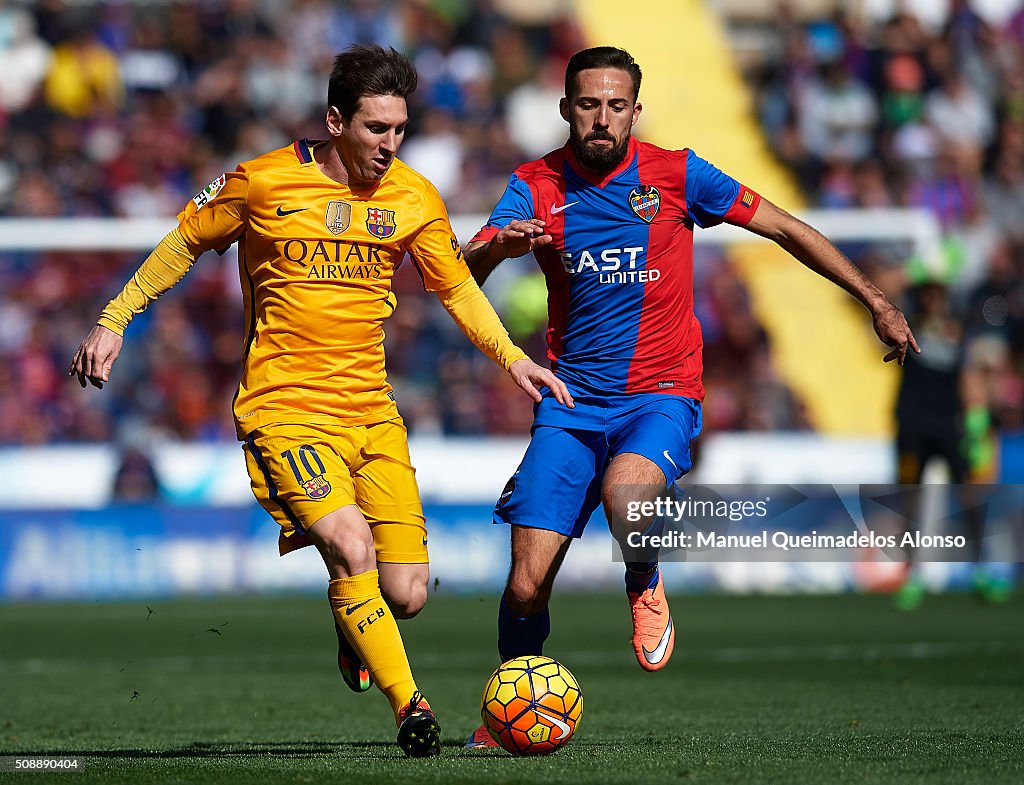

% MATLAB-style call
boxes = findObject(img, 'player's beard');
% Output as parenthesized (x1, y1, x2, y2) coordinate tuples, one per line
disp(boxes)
(571, 130, 631, 174)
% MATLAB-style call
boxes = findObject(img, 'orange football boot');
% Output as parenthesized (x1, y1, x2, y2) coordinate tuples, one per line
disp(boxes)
(627, 570, 675, 671)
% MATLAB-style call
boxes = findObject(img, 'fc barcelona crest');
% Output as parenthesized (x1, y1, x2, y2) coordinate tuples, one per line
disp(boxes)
(629, 185, 661, 223)
(325, 200, 351, 235)
(366, 207, 397, 239)
(302, 474, 332, 499)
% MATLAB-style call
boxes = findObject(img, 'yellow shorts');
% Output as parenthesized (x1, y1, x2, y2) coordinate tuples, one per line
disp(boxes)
(242, 418, 427, 563)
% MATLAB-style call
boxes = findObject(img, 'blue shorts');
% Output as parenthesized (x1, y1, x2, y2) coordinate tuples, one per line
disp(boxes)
(494, 391, 702, 538)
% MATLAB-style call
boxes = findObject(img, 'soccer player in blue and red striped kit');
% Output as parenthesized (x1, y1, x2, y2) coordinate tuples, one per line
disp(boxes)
(462, 46, 918, 748)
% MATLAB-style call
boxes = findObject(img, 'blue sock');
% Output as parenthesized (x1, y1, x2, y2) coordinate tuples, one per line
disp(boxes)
(497, 590, 550, 661)
(625, 563, 660, 593)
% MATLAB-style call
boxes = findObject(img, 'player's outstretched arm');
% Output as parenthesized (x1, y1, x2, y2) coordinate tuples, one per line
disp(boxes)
(69, 325, 123, 389)
(743, 198, 920, 365)
(68, 228, 200, 389)
(464, 219, 552, 285)
(436, 276, 573, 407)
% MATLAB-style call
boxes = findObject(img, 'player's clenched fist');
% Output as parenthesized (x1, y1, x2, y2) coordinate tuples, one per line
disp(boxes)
(69, 325, 123, 389)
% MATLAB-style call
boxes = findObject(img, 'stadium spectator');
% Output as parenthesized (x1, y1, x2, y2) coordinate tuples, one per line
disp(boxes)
(504, 56, 568, 158)
(396, 108, 465, 199)
(43, 25, 123, 119)
(0, 8, 52, 114)
(111, 447, 162, 502)
(242, 33, 321, 128)
(982, 151, 1024, 243)
(798, 59, 878, 164)
(891, 280, 1014, 608)
(119, 21, 186, 96)
(925, 70, 995, 150)
(327, 0, 402, 53)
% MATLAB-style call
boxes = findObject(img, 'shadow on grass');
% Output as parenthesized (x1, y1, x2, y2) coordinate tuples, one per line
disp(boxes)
(7, 739, 525, 760)
(10, 741, 389, 759)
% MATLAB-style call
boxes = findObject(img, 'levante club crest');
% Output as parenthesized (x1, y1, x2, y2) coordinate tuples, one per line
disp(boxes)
(629, 185, 661, 223)
(365, 207, 397, 239)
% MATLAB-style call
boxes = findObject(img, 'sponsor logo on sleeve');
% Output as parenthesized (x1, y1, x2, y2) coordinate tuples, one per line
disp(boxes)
(192, 174, 227, 210)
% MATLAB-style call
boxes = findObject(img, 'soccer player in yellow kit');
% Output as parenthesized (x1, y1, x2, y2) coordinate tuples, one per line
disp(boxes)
(69, 44, 571, 758)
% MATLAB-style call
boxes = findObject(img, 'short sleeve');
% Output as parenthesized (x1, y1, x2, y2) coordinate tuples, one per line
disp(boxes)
(470, 174, 535, 244)
(684, 149, 761, 229)
(176, 169, 249, 254)
(406, 186, 471, 292)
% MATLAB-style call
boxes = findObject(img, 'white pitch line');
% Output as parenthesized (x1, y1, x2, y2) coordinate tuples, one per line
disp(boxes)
(0, 642, 1016, 676)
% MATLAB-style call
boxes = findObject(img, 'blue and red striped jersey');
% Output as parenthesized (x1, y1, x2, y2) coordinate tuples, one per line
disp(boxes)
(472, 137, 761, 401)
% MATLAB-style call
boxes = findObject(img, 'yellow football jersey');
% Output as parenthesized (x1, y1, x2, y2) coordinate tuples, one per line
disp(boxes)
(176, 139, 470, 437)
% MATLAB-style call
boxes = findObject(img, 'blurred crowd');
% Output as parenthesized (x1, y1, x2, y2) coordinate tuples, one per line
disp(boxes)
(0, 0, 802, 445)
(2, 1, 1018, 449)
(0, 0, 589, 443)
(750, 0, 1024, 444)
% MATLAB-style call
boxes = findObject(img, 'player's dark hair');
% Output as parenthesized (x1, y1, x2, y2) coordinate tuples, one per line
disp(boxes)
(565, 46, 642, 101)
(328, 44, 418, 120)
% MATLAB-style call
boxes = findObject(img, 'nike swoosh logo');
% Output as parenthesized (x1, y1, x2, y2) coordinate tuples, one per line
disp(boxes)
(663, 450, 679, 472)
(641, 617, 674, 665)
(532, 706, 572, 741)
(550, 201, 579, 214)
(344, 599, 372, 616)
(276, 206, 307, 216)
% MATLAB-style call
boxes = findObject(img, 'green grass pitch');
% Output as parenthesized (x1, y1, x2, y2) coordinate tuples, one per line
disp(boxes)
(0, 591, 1021, 784)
